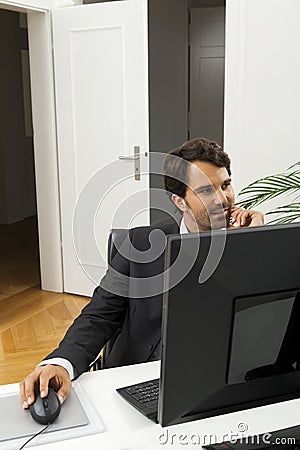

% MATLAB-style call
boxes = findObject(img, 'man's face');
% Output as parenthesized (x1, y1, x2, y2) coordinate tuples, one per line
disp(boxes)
(180, 161, 235, 232)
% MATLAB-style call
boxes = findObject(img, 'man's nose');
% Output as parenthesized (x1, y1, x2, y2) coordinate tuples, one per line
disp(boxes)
(215, 188, 228, 205)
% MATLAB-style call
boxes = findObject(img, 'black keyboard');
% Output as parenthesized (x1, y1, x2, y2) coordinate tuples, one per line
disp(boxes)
(124, 379, 159, 403)
(116, 379, 159, 422)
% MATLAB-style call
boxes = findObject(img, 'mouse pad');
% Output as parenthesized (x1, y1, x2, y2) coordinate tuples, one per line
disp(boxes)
(0, 388, 89, 442)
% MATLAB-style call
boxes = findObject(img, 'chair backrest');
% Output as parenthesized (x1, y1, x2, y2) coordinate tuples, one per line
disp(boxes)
(102, 229, 128, 367)
(107, 228, 129, 265)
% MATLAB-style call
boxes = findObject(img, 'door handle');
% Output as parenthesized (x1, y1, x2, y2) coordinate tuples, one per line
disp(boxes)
(119, 155, 139, 160)
(119, 146, 141, 180)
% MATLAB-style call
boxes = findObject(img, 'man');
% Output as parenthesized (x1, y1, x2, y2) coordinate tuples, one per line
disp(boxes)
(20, 138, 264, 408)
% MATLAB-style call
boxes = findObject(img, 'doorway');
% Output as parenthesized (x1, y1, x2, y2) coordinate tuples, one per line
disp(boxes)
(0, 9, 40, 301)
(148, 0, 226, 225)
(189, 1, 225, 144)
(0, 2, 63, 294)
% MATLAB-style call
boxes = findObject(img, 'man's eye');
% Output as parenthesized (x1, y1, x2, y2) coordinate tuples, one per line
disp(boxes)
(222, 183, 231, 190)
(197, 188, 214, 195)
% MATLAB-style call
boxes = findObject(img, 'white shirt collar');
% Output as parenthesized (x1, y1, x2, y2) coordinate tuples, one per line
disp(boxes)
(179, 219, 226, 233)
(180, 219, 189, 234)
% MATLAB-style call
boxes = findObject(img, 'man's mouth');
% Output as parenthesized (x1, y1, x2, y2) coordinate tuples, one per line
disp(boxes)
(210, 208, 229, 217)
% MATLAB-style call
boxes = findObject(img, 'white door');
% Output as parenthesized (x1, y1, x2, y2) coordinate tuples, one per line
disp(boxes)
(189, 7, 225, 145)
(52, 0, 149, 296)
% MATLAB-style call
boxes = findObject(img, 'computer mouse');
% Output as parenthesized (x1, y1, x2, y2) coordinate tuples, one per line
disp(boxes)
(29, 386, 61, 425)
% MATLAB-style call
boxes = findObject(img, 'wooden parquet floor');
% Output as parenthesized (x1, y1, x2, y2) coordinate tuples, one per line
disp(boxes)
(0, 217, 40, 301)
(0, 218, 89, 385)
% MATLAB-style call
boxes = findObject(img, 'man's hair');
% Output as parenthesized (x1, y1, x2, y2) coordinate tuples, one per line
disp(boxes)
(163, 137, 231, 199)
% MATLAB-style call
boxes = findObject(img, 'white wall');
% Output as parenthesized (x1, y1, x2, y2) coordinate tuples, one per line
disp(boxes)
(225, 0, 300, 213)
(27, 10, 63, 291)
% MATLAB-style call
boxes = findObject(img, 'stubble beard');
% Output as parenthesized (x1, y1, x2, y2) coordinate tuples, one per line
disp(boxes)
(186, 204, 231, 232)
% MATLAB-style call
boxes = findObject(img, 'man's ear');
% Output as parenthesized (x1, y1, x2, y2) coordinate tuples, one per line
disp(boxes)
(171, 194, 186, 213)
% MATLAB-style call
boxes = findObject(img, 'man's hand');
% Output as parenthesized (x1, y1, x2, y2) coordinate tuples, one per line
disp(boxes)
(20, 365, 72, 409)
(230, 206, 264, 228)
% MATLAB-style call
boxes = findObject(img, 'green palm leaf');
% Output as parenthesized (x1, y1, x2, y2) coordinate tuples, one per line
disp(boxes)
(267, 216, 300, 225)
(288, 161, 300, 171)
(265, 202, 300, 224)
(237, 166, 300, 210)
(266, 202, 300, 214)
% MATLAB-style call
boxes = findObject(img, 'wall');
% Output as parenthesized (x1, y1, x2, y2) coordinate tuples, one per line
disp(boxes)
(0, 9, 36, 224)
(27, 9, 64, 291)
(225, 0, 300, 214)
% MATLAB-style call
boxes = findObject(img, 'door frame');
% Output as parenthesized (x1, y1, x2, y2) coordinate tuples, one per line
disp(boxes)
(0, 1, 63, 292)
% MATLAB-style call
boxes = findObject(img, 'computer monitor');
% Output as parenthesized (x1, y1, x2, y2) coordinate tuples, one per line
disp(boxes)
(159, 223, 300, 427)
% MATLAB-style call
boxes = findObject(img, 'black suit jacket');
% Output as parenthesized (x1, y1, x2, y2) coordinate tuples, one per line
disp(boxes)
(47, 221, 179, 376)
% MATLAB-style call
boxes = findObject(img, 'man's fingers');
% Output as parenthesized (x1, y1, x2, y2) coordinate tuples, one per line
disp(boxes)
(24, 377, 37, 406)
(20, 370, 39, 408)
(230, 207, 264, 227)
(56, 384, 71, 404)
(230, 207, 246, 226)
(20, 380, 29, 409)
(20, 365, 72, 409)
(39, 370, 52, 398)
(239, 210, 249, 226)
(56, 369, 72, 404)
(248, 211, 264, 227)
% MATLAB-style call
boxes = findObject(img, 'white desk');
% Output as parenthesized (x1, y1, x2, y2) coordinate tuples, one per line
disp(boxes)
(1, 361, 300, 450)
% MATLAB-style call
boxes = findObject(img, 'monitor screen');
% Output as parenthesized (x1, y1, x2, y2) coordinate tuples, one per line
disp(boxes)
(159, 223, 300, 427)
(228, 290, 299, 384)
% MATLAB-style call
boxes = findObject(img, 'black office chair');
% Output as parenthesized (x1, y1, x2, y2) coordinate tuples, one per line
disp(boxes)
(90, 228, 128, 371)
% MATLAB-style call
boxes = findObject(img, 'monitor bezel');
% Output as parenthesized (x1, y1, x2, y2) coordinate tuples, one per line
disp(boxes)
(159, 223, 300, 427)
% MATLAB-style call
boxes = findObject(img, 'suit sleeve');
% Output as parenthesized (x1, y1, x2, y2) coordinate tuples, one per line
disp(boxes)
(45, 239, 130, 376)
